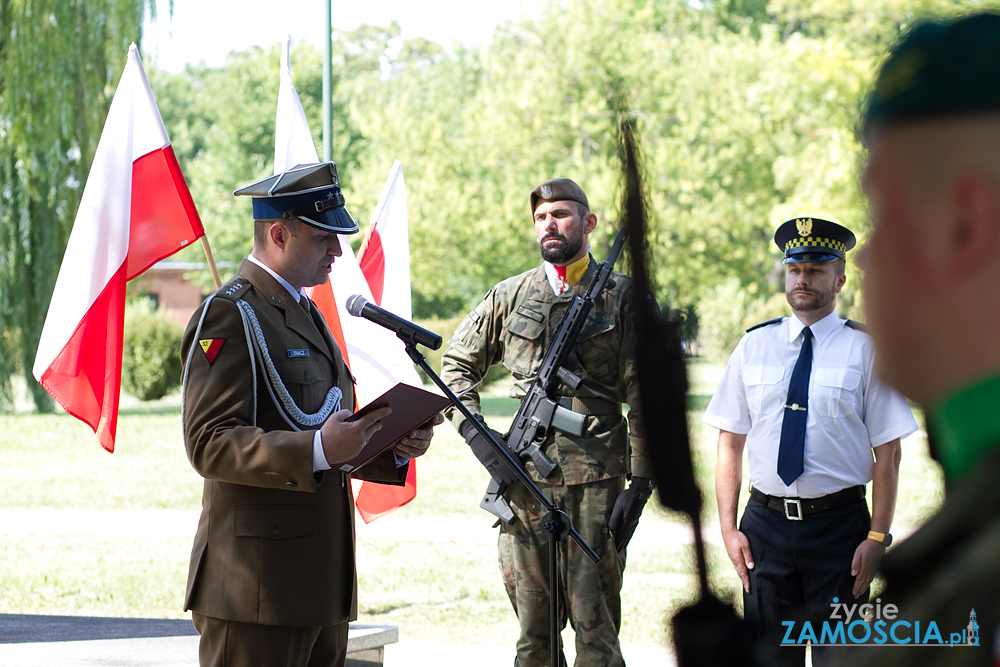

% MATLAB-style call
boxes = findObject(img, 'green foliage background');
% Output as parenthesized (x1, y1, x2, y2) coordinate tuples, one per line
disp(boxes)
(4, 0, 1000, 409)
(121, 299, 184, 401)
(149, 0, 992, 323)
(0, 0, 155, 410)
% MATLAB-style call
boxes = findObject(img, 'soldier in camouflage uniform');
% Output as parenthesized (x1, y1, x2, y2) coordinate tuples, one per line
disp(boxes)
(440, 178, 654, 667)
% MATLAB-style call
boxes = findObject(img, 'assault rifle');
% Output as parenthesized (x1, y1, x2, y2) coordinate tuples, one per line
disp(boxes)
(480, 226, 630, 523)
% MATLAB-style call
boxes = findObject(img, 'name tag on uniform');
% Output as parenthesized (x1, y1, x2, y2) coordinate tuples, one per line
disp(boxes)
(287, 349, 310, 358)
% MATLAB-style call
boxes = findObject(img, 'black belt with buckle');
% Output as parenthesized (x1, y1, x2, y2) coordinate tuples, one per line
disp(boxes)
(750, 485, 866, 521)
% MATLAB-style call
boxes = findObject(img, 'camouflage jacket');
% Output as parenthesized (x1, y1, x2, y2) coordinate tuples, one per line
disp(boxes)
(440, 257, 650, 485)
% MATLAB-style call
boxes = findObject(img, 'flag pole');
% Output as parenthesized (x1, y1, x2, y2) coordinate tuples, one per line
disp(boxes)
(200, 236, 222, 289)
(323, 0, 333, 162)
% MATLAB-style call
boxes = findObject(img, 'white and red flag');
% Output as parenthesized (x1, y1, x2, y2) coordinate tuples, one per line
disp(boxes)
(349, 160, 423, 522)
(274, 39, 422, 522)
(32, 43, 205, 453)
(274, 36, 320, 170)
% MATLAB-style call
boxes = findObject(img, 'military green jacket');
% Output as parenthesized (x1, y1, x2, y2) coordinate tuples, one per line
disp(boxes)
(856, 445, 1000, 666)
(440, 257, 650, 485)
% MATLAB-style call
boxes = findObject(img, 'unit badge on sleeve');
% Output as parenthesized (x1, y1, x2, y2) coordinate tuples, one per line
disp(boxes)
(199, 338, 225, 364)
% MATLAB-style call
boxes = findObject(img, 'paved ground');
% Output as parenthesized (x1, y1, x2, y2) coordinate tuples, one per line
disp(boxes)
(0, 615, 673, 666)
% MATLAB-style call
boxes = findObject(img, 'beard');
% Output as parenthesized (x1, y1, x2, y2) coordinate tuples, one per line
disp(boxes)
(785, 285, 836, 313)
(539, 230, 584, 264)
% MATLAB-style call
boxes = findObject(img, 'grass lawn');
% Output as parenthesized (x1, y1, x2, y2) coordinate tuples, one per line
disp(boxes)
(0, 359, 944, 651)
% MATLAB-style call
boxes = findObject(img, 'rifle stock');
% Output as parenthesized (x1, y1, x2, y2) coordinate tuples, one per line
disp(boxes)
(480, 477, 516, 524)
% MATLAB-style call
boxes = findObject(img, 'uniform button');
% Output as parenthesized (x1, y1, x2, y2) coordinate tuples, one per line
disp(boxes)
(272, 526, 280, 536)
(304, 373, 311, 381)
(272, 295, 282, 304)
(285, 480, 297, 487)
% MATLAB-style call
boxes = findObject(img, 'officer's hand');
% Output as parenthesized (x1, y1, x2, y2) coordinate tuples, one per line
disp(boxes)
(721, 526, 754, 593)
(460, 418, 520, 485)
(320, 407, 391, 466)
(394, 413, 444, 459)
(850, 537, 885, 599)
(608, 477, 653, 552)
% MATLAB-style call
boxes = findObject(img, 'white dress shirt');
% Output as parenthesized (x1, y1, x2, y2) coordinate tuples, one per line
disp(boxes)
(703, 311, 917, 498)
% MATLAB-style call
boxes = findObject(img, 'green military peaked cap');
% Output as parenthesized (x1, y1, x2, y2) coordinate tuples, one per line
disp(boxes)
(234, 162, 359, 234)
(863, 12, 1000, 132)
(530, 178, 589, 214)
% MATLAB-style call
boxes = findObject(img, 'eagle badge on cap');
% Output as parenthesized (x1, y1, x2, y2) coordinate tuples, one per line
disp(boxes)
(540, 184, 553, 199)
(796, 218, 813, 237)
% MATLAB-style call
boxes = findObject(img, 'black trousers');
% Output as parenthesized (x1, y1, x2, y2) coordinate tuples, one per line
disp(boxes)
(740, 496, 871, 667)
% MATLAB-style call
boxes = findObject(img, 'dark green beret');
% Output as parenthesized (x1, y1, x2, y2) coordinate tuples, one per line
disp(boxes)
(530, 178, 589, 214)
(863, 12, 1000, 133)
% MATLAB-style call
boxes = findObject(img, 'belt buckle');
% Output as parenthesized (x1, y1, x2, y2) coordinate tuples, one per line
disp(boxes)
(783, 498, 804, 521)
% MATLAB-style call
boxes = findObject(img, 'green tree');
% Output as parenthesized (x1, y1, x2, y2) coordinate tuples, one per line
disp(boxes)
(121, 298, 183, 401)
(151, 25, 404, 288)
(144, 0, 1000, 344)
(0, 0, 154, 410)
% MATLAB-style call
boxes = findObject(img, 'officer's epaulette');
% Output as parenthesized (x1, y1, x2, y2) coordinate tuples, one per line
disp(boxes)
(845, 319, 867, 332)
(745, 317, 783, 333)
(218, 278, 250, 301)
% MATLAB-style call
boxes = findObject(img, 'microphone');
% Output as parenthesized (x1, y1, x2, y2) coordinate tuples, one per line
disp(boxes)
(346, 294, 442, 350)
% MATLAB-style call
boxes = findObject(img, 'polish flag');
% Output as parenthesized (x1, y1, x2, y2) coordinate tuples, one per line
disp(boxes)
(274, 39, 421, 522)
(350, 160, 423, 522)
(357, 160, 410, 316)
(274, 36, 320, 171)
(32, 44, 205, 453)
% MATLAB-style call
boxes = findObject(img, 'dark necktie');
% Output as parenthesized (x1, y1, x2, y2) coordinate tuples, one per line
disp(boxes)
(299, 295, 311, 314)
(777, 326, 812, 486)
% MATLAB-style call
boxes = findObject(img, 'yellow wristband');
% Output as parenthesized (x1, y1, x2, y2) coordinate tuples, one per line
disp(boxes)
(867, 530, 892, 547)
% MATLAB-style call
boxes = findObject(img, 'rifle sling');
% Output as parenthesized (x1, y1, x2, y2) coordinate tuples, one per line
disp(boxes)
(555, 395, 621, 416)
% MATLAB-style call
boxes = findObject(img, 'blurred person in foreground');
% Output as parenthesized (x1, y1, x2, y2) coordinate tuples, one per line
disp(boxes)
(180, 162, 441, 667)
(858, 10, 1000, 666)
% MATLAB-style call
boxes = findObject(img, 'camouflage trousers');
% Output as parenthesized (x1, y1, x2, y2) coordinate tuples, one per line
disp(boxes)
(498, 476, 627, 667)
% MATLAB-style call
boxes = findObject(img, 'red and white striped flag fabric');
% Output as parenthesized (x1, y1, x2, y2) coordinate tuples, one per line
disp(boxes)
(357, 160, 410, 315)
(32, 43, 205, 453)
(351, 160, 422, 522)
(273, 40, 422, 522)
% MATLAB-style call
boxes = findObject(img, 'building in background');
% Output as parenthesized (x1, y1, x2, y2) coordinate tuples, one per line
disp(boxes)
(130, 260, 216, 326)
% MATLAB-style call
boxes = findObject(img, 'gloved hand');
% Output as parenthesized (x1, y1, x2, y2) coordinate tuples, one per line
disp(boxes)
(609, 477, 654, 552)
(460, 417, 520, 485)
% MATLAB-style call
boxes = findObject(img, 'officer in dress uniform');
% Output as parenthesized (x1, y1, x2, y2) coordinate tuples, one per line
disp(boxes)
(857, 11, 1000, 667)
(180, 162, 441, 667)
(702, 217, 917, 667)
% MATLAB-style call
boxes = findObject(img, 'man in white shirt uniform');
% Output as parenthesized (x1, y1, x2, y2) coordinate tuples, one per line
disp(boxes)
(703, 217, 917, 667)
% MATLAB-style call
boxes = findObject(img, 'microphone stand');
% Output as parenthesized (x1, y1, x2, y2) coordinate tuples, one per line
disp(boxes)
(398, 333, 599, 667)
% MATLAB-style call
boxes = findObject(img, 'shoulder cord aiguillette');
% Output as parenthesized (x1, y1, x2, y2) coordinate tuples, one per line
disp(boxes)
(237, 299, 342, 429)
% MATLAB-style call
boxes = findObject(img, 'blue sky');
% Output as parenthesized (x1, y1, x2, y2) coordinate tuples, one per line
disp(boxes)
(143, 0, 525, 72)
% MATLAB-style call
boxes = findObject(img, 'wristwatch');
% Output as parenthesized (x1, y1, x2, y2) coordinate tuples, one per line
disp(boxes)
(867, 530, 893, 547)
